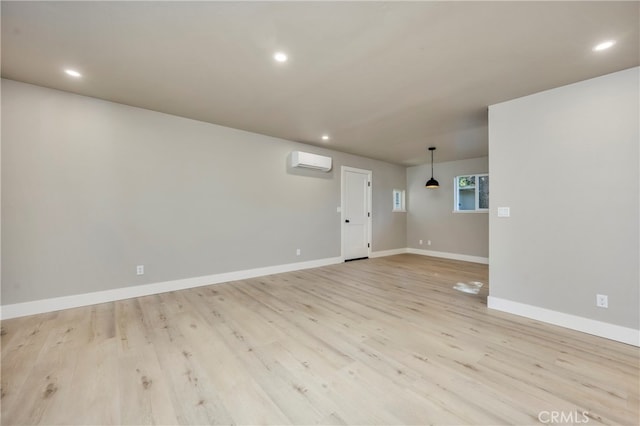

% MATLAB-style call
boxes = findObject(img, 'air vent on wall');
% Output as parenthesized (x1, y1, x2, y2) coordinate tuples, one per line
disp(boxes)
(291, 151, 332, 172)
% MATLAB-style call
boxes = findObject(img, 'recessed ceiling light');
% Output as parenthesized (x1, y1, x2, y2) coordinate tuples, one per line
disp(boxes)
(64, 69, 82, 78)
(274, 52, 288, 63)
(593, 40, 616, 52)
(322, 135, 330, 141)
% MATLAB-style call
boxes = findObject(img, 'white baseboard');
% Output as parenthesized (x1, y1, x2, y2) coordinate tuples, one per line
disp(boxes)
(407, 248, 489, 264)
(488, 296, 640, 347)
(370, 248, 408, 258)
(0, 256, 343, 320)
(1, 248, 486, 319)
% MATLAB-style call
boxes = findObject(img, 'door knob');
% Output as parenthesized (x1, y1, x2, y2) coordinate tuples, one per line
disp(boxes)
(345, 219, 350, 223)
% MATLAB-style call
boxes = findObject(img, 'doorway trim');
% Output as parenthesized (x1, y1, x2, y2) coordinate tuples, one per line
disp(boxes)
(340, 166, 373, 261)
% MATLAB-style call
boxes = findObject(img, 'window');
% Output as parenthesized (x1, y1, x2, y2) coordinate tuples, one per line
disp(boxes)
(454, 174, 489, 212)
(392, 189, 406, 212)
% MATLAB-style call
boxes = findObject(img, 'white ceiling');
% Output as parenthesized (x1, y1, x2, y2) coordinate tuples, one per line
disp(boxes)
(2, 1, 638, 166)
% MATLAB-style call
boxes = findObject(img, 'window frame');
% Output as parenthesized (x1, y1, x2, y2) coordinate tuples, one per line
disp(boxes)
(453, 173, 489, 213)
(392, 189, 406, 212)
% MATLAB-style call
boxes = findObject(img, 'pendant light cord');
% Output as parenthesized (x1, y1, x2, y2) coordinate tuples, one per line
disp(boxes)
(431, 149, 434, 178)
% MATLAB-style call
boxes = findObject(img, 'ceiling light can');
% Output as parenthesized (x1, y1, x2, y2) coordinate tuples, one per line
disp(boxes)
(64, 69, 82, 77)
(593, 40, 616, 51)
(274, 52, 288, 62)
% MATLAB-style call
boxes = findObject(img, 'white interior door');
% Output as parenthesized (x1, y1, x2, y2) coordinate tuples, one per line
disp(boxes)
(342, 167, 371, 260)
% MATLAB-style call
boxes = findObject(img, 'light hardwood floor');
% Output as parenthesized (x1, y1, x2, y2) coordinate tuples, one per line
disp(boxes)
(1, 254, 638, 425)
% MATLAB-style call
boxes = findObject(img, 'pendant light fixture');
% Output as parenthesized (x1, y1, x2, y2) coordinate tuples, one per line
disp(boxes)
(425, 147, 439, 188)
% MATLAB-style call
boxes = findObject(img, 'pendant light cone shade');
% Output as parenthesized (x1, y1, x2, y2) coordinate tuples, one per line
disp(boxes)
(426, 147, 439, 188)
(426, 177, 439, 188)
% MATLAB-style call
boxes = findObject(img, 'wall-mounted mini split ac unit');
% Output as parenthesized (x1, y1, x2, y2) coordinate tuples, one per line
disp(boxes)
(291, 151, 332, 172)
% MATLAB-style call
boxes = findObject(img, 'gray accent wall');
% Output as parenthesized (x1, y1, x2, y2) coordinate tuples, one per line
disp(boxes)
(1, 79, 406, 305)
(407, 157, 489, 258)
(489, 67, 639, 329)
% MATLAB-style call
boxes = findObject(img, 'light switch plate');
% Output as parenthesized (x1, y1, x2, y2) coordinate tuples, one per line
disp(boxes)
(497, 207, 510, 217)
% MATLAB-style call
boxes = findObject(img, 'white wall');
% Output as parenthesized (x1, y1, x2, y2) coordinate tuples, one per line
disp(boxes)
(407, 157, 489, 260)
(488, 67, 639, 338)
(1, 79, 407, 306)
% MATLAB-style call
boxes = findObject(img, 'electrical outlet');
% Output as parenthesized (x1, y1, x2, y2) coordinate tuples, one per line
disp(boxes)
(296, 248, 301, 256)
(419, 239, 423, 245)
(596, 294, 608, 308)
(427, 240, 432, 246)
(136, 265, 144, 275)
